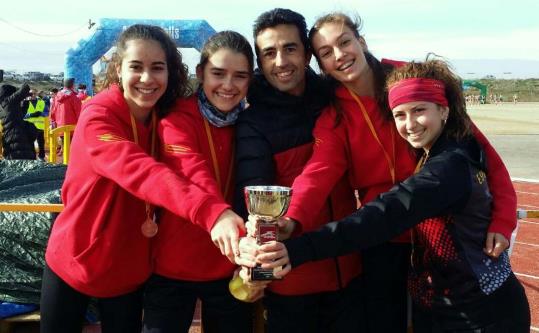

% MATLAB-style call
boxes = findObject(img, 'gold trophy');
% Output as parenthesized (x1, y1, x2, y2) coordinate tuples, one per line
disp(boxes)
(229, 185, 292, 301)
(244, 185, 292, 280)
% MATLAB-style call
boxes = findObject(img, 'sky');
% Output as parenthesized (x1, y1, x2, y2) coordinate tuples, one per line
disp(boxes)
(1, 0, 539, 78)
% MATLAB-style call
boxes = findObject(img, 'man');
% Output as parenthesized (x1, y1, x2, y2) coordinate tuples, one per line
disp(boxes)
(234, 8, 362, 332)
(50, 78, 81, 128)
(0, 83, 37, 159)
(25, 90, 46, 160)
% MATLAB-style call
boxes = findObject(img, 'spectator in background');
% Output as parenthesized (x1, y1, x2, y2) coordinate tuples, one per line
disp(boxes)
(76, 83, 91, 103)
(0, 83, 37, 159)
(39, 90, 51, 117)
(25, 89, 47, 160)
(50, 78, 82, 128)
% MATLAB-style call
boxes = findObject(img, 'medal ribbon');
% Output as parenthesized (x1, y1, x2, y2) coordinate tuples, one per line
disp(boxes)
(130, 111, 157, 231)
(346, 87, 396, 184)
(203, 117, 234, 199)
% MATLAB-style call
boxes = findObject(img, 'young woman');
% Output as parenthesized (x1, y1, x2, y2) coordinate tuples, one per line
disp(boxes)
(246, 13, 517, 332)
(40, 25, 239, 333)
(142, 31, 255, 333)
(252, 59, 531, 332)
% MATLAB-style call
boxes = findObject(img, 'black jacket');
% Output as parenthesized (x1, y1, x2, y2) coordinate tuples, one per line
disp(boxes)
(285, 135, 514, 312)
(233, 68, 332, 218)
(0, 83, 37, 159)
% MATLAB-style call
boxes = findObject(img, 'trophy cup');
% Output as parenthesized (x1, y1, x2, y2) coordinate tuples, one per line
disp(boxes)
(244, 185, 292, 280)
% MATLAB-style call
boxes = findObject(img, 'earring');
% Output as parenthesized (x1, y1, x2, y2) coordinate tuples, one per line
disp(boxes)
(443, 118, 447, 126)
(118, 76, 122, 85)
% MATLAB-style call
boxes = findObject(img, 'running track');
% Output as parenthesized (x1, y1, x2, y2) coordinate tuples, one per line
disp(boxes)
(512, 180, 539, 332)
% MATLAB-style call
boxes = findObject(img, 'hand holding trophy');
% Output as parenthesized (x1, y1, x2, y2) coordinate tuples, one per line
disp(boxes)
(244, 185, 292, 280)
(229, 185, 292, 301)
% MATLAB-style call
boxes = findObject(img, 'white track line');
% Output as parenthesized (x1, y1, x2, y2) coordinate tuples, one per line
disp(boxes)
(515, 272, 539, 280)
(512, 177, 539, 184)
(515, 241, 539, 248)
(521, 220, 539, 225)
(516, 190, 539, 195)
(518, 204, 539, 209)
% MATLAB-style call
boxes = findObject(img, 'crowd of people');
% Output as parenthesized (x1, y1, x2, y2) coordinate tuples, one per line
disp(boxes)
(0, 79, 89, 160)
(0, 7, 531, 333)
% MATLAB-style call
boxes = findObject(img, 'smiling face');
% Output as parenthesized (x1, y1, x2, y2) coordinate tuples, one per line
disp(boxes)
(116, 38, 168, 121)
(311, 22, 369, 88)
(392, 101, 449, 151)
(255, 24, 309, 96)
(197, 48, 251, 113)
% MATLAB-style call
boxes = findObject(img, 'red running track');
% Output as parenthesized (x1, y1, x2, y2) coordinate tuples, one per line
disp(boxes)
(512, 180, 539, 332)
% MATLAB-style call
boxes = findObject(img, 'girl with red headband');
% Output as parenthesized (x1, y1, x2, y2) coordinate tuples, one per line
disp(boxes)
(238, 13, 519, 332)
(246, 59, 530, 332)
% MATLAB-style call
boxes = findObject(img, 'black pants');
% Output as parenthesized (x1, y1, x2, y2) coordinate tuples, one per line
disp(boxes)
(264, 276, 365, 333)
(143, 274, 253, 333)
(36, 128, 45, 159)
(361, 242, 411, 333)
(40, 264, 144, 333)
(412, 273, 530, 333)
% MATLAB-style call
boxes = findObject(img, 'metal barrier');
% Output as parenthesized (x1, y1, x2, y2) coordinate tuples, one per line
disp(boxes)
(48, 125, 75, 165)
(518, 209, 539, 219)
(0, 203, 63, 213)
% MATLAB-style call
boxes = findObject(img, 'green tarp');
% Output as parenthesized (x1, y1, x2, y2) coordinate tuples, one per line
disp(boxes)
(0, 160, 65, 304)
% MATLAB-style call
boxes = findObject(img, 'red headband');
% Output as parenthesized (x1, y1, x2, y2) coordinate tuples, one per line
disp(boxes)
(388, 78, 448, 110)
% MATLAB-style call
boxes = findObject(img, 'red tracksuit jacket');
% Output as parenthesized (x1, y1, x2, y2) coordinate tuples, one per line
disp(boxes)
(46, 85, 230, 297)
(287, 84, 516, 241)
(152, 95, 235, 281)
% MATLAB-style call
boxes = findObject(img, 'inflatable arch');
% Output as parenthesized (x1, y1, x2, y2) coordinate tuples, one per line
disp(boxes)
(463, 80, 488, 101)
(64, 18, 216, 96)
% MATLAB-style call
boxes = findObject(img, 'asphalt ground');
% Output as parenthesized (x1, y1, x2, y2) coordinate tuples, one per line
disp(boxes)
(467, 102, 539, 180)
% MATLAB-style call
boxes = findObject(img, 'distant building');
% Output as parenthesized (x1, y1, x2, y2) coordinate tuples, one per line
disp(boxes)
(50, 73, 64, 82)
(24, 72, 49, 81)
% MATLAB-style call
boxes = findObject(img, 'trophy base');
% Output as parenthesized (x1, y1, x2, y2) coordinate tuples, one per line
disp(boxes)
(250, 265, 282, 281)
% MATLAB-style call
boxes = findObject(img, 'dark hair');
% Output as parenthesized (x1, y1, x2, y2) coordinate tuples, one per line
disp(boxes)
(386, 58, 472, 141)
(198, 30, 254, 75)
(252, 8, 309, 62)
(78, 83, 87, 90)
(308, 12, 392, 125)
(51, 88, 59, 94)
(64, 78, 75, 88)
(100, 24, 191, 117)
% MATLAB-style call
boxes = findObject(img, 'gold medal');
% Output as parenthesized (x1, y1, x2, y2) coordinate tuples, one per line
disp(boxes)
(141, 218, 158, 238)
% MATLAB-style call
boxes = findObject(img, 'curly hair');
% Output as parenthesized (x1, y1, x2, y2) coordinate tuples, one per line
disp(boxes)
(386, 57, 472, 141)
(99, 24, 191, 118)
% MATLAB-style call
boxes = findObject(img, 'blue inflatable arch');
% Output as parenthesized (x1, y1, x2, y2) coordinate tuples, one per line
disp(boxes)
(64, 18, 216, 95)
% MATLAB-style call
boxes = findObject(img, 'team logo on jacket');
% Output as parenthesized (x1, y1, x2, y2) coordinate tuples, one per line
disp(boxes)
(475, 170, 486, 184)
(314, 137, 323, 147)
(97, 133, 127, 142)
(164, 144, 191, 154)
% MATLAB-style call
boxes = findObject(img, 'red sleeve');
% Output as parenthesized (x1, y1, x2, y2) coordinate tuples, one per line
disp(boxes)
(73, 95, 82, 123)
(82, 108, 227, 226)
(286, 107, 349, 232)
(50, 102, 56, 123)
(472, 123, 517, 240)
(158, 113, 230, 232)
